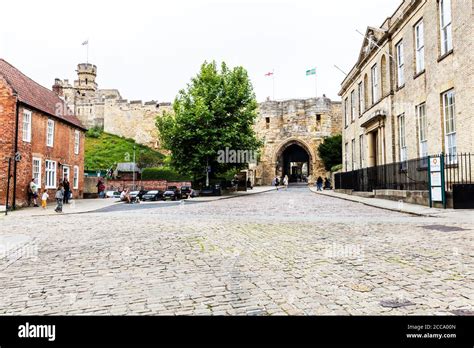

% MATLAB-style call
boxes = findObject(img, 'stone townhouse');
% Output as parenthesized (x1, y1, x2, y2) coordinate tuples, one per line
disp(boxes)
(0, 59, 86, 208)
(339, 0, 473, 172)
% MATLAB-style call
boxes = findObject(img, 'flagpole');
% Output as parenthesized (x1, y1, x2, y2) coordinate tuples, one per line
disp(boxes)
(315, 71, 317, 99)
(272, 69, 275, 100)
(87, 39, 89, 64)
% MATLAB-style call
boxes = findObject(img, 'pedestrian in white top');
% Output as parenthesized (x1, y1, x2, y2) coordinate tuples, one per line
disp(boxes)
(30, 178, 39, 207)
(283, 175, 289, 190)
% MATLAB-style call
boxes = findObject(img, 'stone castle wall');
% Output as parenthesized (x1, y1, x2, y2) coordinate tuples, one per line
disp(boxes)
(103, 101, 172, 148)
(253, 97, 342, 185)
(53, 65, 170, 149)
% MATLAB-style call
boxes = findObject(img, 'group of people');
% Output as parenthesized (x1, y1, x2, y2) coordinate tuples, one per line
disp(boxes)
(315, 176, 332, 191)
(271, 175, 331, 191)
(27, 177, 72, 213)
(272, 175, 290, 191)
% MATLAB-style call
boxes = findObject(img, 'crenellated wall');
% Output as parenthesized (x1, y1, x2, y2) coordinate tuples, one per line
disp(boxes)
(252, 97, 342, 185)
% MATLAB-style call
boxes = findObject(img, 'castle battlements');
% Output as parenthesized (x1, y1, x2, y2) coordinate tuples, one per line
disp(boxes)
(51, 62, 171, 148)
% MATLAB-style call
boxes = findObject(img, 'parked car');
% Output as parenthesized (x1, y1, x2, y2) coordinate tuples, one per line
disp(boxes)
(199, 184, 222, 197)
(180, 186, 192, 199)
(163, 186, 180, 201)
(129, 190, 147, 200)
(106, 191, 121, 198)
(129, 190, 147, 202)
(141, 190, 163, 201)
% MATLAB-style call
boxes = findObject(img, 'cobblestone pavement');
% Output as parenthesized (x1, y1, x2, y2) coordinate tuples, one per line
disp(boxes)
(0, 186, 473, 315)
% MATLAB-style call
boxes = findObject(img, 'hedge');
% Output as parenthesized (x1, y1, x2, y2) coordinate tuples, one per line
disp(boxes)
(141, 167, 191, 181)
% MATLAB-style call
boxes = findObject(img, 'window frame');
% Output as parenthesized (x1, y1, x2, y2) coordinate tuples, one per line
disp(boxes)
(396, 40, 405, 87)
(416, 103, 428, 158)
(45, 160, 57, 189)
(442, 89, 456, 163)
(63, 165, 70, 182)
(344, 97, 349, 127)
(371, 64, 379, 104)
(351, 138, 356, 170)
(73, 166, 79, 189)
(350, 90, 356, 122)
(46, 119, 55, 147)
(74, 130, 80, 155)
(32, 157, 42, 188)
(344, 142, 349, 172)
(22, 109, 32, 142)
(398, 114, 407, 162)
(358, 82, 364, 116)
(439, 0, 453, 55)
(359, 134, 364, 169)
(414, 20, 425, 74)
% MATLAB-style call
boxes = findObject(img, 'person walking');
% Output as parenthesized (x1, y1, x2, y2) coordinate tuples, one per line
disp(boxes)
(55, 184, 65, 213)
(324, 177, 331, 190)
(283, 175, 289, 191)
(63, 178, 71, 204)
(316, 176, 323, 191)
(27, 182, 33, 207)
(30, 178, 39, 207)
(274, 176, 280, 191)
(41, 189, 49, 209)
(97, 178, 106, 198)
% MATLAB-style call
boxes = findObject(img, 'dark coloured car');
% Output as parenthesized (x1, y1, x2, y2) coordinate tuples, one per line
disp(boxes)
(129, 190, 147, 201)
(163, 186, 180, 201)
(180, 186, 192, 199)
(141, 190, 163, 201)
(199, 184, 222, 197)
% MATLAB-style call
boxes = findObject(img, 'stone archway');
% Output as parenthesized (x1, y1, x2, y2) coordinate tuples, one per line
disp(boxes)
(272, 138, 315, 183)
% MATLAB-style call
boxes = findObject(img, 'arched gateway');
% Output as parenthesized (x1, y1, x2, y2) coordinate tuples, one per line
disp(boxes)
(250, 97, 342, 186)
(274, 139, 313, 183)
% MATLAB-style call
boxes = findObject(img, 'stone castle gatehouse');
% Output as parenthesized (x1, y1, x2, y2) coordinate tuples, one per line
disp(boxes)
(252, 97, 341, 186)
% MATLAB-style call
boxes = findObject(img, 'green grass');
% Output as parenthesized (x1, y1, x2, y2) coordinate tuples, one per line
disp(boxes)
(85, 131, 165, 171)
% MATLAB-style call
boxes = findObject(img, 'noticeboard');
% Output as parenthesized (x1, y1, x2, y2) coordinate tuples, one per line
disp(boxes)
(428, 156, 445, 208)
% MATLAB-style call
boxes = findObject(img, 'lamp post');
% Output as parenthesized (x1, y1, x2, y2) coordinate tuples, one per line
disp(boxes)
(133, 145, 136, 190)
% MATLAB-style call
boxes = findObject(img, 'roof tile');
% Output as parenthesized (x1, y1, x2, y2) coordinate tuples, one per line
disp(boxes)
(0, 59, 86, 130)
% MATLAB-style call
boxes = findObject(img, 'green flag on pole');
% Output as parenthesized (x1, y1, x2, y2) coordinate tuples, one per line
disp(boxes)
(306, 68, 316, 76)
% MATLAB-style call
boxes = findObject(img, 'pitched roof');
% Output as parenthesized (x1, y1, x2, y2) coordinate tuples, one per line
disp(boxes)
(115, 162, 141, 173)
(0, 59, 86, 130)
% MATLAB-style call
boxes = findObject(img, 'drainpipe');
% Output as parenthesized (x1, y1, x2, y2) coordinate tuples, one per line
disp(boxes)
(12, 97, 20, 210)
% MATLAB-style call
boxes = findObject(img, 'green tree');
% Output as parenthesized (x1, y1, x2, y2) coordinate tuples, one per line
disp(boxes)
(156, 61, 262, 180)
(318, 134, 342, 171)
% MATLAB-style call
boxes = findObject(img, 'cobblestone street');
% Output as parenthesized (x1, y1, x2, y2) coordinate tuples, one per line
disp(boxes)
(0, 186, 473, 315)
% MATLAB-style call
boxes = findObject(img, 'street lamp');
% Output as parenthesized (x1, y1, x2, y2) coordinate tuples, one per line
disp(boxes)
(133, 145, 136, 190)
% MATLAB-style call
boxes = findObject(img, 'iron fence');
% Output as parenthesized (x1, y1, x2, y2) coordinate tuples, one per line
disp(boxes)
(335, 153, 472, 193)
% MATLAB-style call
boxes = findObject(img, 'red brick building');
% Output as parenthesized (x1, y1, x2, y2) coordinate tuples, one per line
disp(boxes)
(0, 59, 87, 208)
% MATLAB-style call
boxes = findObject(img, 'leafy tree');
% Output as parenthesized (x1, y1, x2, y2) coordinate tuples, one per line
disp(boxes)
(157, 61, 262, 179)
(318, 134, 342, 171)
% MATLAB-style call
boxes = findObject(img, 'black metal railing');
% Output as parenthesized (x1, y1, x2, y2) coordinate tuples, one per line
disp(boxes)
(444, 153, 473, 192)
(335, 153, 472, 193)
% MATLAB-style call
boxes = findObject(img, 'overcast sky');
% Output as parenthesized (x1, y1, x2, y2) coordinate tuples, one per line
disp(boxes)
(1, 0, 400, 103)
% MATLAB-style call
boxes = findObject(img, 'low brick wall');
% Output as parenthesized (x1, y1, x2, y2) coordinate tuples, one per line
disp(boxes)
(83, 177, 192, 198)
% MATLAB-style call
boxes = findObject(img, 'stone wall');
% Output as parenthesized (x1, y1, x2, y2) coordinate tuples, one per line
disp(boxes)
(54, 64, 172, 149)
(253, 97, 342, 185)
(103, 101, 172, 149)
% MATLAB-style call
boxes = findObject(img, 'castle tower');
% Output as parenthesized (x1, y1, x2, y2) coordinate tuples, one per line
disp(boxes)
(74, 63, 97, 98)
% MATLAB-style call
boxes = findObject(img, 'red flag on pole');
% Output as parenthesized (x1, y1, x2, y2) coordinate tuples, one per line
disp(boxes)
(264, 72, 274, 77)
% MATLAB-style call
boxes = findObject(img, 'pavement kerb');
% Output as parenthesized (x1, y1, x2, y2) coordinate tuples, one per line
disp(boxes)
(308, 187, 435, 218)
